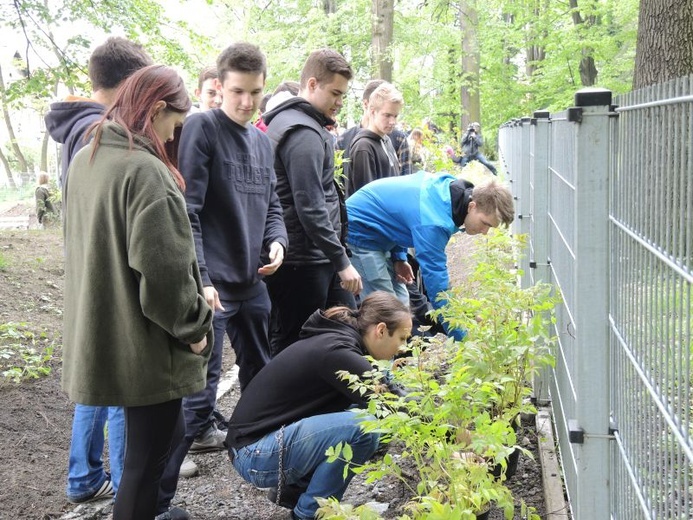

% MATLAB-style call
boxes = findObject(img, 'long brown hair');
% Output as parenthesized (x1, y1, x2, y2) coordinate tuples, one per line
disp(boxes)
(324, 291, 411, 336)
(90, 65, 191, 190)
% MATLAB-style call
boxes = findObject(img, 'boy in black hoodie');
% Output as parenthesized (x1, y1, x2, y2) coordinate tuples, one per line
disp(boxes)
(264, 49, 362, 355)
(45, 38, 152, 190)
(227, 292, 412, 520)
(347, 82, 403, 197)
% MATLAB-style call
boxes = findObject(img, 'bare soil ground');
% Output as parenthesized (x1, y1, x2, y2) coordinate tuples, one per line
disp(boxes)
(0, 201, 547, 520)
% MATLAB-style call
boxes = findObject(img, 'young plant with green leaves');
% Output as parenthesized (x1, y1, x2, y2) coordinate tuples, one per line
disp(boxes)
(438, 230, 559, 419)
(0, 322, 54, 384)
(323, 337, 518, 519)
(317, 230, 555, 519)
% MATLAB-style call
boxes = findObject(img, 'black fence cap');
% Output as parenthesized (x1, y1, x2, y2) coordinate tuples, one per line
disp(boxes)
(533, 110, 550, 119)
(574, 87, 612, 107)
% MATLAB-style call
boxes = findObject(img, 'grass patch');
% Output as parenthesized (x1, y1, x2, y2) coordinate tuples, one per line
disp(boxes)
(0, 185, 35, 204)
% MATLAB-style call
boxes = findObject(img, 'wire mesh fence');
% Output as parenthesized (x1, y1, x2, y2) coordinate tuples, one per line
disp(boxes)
(498, 77, 692, 519)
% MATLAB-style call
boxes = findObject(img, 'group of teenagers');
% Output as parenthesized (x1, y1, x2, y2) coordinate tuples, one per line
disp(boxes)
(46, 36, 514, 520)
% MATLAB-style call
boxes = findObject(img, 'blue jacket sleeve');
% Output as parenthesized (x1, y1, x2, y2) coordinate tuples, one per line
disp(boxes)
(411, 225, 466, 341)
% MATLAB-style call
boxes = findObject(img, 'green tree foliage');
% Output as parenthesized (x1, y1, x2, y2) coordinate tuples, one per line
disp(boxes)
(227, 0, 637, 143)
(0, 0, 216, 181)
(0, 0, 639, 178)
(474, 0, 637, 149)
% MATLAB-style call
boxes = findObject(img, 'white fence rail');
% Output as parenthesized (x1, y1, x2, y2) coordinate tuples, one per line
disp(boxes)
(498, 78, 692, 519)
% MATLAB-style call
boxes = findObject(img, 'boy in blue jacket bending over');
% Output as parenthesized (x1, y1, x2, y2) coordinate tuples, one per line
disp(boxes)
(346, 172, 514, 340)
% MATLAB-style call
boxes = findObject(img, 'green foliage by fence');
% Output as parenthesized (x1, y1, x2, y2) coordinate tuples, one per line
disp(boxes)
(316, 230, 556, 519)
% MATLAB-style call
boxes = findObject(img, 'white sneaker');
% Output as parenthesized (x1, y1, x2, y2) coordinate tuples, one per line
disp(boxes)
(179, 456, 199, 478)
(189, 424, 227, 453)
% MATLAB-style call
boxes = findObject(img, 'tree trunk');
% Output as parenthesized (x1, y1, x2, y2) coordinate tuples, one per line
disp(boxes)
(371, 0, 394, 81)
(0, 146, 16, 189)
(40, 131, 49, 173)
(323, 0, 336, 14)
(579, 54, 597, 86)
(40, 78, 59, 174)
(569, 0, 598, 86)
(446, 47, 461, 135)
(0, 63, 29, 177)
(459, 0, 480, 131)
(525, 0, 546, 77)
(633, 0, 693, 89)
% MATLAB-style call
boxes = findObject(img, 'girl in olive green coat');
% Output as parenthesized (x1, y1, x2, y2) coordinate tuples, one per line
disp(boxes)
(63, 65, 213, 520)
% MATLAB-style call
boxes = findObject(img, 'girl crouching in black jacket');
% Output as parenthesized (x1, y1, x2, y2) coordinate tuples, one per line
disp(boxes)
(226, 291, 412, 520)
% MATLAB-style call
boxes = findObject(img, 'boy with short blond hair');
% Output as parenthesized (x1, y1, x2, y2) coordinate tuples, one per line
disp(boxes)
(346, 82, 403, 197)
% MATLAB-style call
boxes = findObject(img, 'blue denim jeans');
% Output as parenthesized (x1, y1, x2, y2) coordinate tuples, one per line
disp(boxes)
(66, 404, 125, 501)
(348, 245, 409, 306)
(231, 411, 380, 519)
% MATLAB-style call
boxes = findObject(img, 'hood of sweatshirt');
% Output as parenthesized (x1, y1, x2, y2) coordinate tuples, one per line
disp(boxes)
(44, 96, 105, 144)
(298, 309, 367, 354)
(351, 128, 388, 147)
(449, 179, 475, 228)
(262, 96, 335, 128)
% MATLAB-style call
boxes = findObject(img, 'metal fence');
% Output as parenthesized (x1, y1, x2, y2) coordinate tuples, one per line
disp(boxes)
(498, 77, 692, 519)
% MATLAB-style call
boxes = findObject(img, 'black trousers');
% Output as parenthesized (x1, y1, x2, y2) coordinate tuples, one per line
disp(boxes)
(156, 290, 272, 514)
(266, 263, 356, 356)
(113, 399, 182, 520)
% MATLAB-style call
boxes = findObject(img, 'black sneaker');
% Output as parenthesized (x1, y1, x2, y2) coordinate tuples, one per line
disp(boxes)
(212, 408, 229, 431)
(154, 506, 191, 520)
(267, 483, 306, 509)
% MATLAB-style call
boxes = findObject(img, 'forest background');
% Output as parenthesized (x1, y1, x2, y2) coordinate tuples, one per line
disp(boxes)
(0, 0, 688, 188)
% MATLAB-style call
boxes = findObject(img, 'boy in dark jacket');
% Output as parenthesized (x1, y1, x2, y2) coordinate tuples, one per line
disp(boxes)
(448, 122, 498, 175)
(264, 49, 362, 354)
(156, 42, 288, 520)
(337, 79, 411, 179)
(45, 38, 152, 190)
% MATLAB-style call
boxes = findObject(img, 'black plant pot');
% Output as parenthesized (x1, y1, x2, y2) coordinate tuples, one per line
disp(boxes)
(491, 447, 521, 480)
(476, 506, 491, 519)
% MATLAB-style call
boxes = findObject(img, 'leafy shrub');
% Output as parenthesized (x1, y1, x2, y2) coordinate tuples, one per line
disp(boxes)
(318, 231, 557, 519)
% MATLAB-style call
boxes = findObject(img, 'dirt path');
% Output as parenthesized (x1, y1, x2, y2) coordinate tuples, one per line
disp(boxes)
(0, 209, 547, 520)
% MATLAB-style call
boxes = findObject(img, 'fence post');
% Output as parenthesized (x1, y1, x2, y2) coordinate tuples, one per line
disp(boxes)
(514, 117, 532, 289)
(570, 87, 613, 519)
(529, 110, 551, 405)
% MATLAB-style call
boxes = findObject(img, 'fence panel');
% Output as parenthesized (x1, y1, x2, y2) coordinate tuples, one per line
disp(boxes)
(609, 77, 693, 520)
(500, 79, 692, 518)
